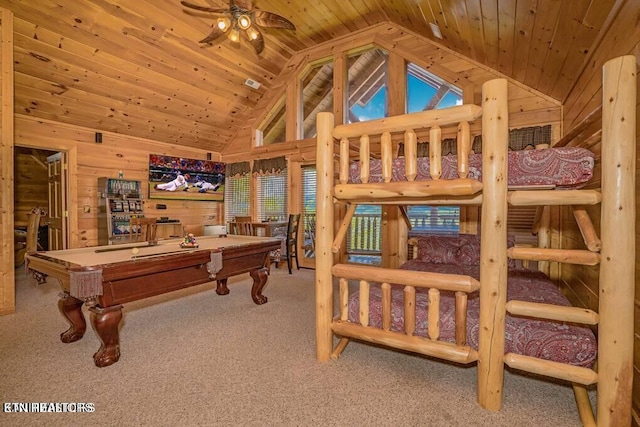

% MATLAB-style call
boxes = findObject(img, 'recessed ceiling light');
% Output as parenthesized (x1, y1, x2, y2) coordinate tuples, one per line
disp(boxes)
(429, 22, 443, 39)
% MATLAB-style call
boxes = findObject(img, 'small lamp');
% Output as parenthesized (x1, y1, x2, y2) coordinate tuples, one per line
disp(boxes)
(237, 14, 251, 30)
(228, 27, 240, 43)
(216, 17, 231, 32)
(246, 26, 259, 41)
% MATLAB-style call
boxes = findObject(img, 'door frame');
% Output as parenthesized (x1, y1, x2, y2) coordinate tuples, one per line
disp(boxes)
(15, 142, 77, 250)
(8, 142, 77, 314)
(46, 151, 69, 250)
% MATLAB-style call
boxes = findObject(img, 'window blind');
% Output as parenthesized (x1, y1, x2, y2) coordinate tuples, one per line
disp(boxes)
(224, 174, 250, 221)
(406, 206, 460, 235)
(256, 169, 288, 221)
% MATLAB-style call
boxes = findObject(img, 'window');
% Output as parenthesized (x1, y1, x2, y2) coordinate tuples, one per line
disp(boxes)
(507, 206, 538, 246)
(256, 169, 288, 221)
(346, 48, 388, 123)
(407, 62, 462, 113)
(301, 61, 334, 139)
(346, 205, 382, 265)
(224, 174, 250, 220)
(301, 165, 317, 257)
(256, 95, 286, 146)
(406, 206, 460, 235)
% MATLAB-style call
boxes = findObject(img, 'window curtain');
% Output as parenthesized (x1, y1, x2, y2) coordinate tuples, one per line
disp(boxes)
(471, 124, 552, 152)
(252, 156, 287, 176)
(226, 161, 250, 177)
(398, 125, 552, 156)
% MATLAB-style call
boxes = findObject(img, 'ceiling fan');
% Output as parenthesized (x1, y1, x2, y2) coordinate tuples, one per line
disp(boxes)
(180, 1, 296, 54)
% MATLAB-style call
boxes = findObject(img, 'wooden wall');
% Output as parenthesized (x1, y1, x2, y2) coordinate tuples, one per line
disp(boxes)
(223, 23, 562, 162)
(222, 22, 562, 270)
(1, 8, 15, 315)
(558, 1, 640, 422)
(14, 115, 224, 249)
(1, 8, 636, 417)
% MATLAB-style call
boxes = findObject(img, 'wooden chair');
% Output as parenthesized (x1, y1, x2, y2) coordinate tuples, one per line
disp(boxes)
(26, 207, 47, 254)
(272, 213, 301, 274)
(130, 217, 158, 243)
(302, 216, 316, 256)
(234, 216, 254, 236)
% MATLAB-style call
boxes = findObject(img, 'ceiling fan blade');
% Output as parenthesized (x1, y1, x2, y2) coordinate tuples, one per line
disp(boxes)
(234, 0, 253, 10)
(199, 25, 226, 44)
(180, 1, 227, 13)
(248, 26, 264, 54)
(251, 10, 296, 30)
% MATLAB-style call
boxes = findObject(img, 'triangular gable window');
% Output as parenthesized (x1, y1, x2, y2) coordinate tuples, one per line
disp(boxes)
(407, 62, 462, 112)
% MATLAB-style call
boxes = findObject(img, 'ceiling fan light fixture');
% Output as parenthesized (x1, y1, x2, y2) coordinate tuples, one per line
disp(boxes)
(228, 27, 240, 43)
(182, 1, 294, 54)
(217, 17, 231, 32)
(246, 26, 259, 41)
(237, 14, 251, 30)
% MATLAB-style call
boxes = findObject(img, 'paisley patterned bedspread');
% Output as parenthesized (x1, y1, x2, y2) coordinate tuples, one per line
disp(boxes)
(348, 147, 595, 188)
(347, 261, 597, 368)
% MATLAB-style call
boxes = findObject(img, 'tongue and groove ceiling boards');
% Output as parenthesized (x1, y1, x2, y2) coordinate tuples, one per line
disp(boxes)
(2, 0, 623, 151)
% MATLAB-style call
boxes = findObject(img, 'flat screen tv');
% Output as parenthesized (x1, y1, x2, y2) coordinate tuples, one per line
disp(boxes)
(148, 154, 225, 202)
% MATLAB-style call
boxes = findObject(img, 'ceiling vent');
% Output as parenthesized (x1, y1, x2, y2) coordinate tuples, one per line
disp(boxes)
(244, 78, 261, 89)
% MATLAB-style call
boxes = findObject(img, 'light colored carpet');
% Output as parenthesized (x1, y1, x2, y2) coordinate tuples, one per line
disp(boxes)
(1, 266, 594, 426)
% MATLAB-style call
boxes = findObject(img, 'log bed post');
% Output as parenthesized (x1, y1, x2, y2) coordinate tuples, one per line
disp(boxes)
(477, 78, 509, 411)
(597, 55, 635, 427)
(316, 112, 335, 361)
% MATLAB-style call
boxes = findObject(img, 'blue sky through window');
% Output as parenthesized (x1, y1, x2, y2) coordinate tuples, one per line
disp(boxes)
(349, 69, 462, 121)
(408, 75, 436, 112)
(350, 88, 387, 121)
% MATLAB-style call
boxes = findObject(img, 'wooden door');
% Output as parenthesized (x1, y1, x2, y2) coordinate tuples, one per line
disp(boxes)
(47, 152, 68, 250)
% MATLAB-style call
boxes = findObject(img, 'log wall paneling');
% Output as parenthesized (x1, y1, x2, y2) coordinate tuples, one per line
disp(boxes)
(0, 7, 15, 315)
(14, 115, 223, 249)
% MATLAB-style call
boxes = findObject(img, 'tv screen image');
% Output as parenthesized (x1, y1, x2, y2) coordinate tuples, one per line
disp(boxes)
(148, 154, 225, 202)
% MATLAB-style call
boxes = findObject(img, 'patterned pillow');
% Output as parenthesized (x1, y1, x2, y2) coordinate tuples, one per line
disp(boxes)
(416, 234, 515, 266)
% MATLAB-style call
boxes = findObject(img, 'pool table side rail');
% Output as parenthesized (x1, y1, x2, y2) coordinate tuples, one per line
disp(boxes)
(26, 240, 281, 307)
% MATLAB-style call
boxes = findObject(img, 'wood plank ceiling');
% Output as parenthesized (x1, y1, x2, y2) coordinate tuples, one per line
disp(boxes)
(1, 0, 624, 152)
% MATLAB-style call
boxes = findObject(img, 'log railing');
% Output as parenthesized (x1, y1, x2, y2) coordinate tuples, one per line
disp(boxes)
(333, 104, 484, 204)
(331, 263, 479, 364)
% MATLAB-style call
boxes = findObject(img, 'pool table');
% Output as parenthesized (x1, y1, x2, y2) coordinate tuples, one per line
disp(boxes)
(25, 235, 281, 367)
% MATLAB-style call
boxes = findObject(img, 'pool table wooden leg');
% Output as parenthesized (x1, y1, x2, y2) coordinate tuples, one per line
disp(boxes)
(250, 267, 268, 305)
(58, 293, 87, 343)
(89, 305, 123, 368)
(216, 278, 230, 295)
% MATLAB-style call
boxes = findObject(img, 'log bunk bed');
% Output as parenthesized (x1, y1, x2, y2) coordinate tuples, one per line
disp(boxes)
(314, 55, 636, 426)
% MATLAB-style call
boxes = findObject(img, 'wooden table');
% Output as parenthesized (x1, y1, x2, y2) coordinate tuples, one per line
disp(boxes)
(25, 235, 281, 367)
(228, 221, 287, 237)
(156, 221, 183, 239)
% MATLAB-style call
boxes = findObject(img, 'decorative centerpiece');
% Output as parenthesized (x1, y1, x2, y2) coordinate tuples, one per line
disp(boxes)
(179, 233, 199, 248)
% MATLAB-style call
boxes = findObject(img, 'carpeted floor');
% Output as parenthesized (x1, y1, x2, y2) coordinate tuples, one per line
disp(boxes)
(1, 266, 594, 426)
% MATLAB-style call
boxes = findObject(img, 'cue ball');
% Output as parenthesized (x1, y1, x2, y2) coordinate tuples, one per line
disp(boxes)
(131, 247, 139, 255)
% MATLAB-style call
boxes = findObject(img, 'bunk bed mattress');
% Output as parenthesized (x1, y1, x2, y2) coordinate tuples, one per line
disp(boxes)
(347, 262, 597, 367)
(348, 147, 595, 188)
